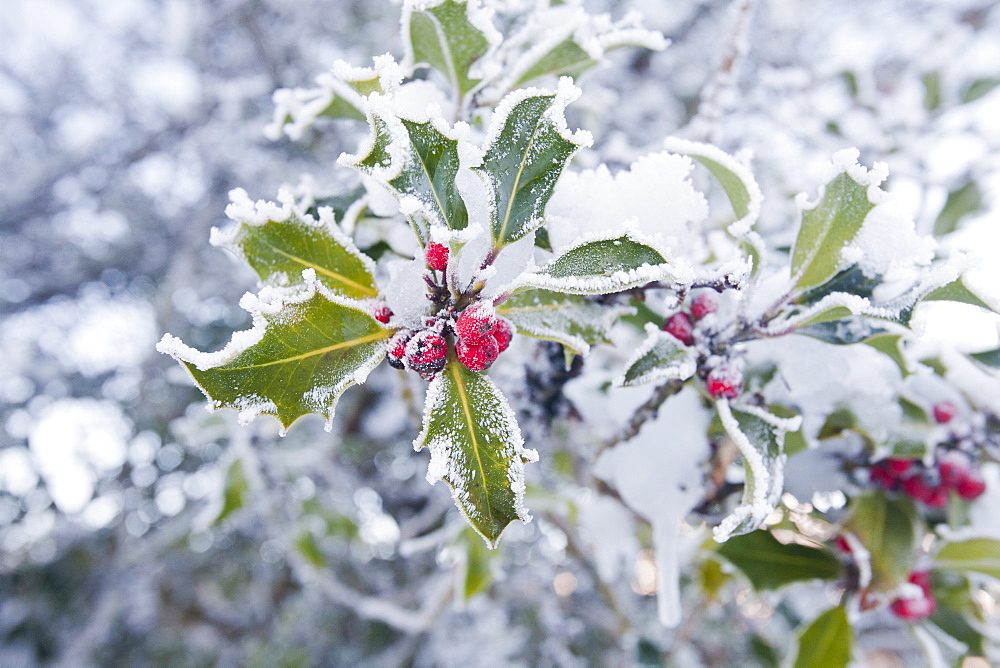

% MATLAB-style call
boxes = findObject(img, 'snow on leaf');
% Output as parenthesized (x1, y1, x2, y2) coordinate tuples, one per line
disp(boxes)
(496, 288, 632, 359)
(922, 273, 1000, 315)
(514, 228, 693, 295)
(413, 358, 538, 548)
(713, 402, 801, 542)
(791, 150, 884, 293)
(213, 188, 377, 299)
(615, 323, 697, 387)
(402, 0, 498, 96)
(157, 277, 391, 434)
(474, 79, 592, 249)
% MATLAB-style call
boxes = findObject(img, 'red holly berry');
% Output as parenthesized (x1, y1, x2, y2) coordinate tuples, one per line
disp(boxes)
(706, 367, 742, 399)
(405, 330, 448, 376)
(455, 302, 496, 344)
(908, 570, 933, 595)
(885, 458, 917, 477)
(832, 535, 853, 554)
(902, 475, 947, 507)
(890, 593, 936, 621)
(386, 330, 412, 370)
(933, 400, 957, 424)
(425, 242, 450, 272)
(689, 293, 718, 320)
(937, 455, 966, 488)
(663, 312, 695, 346)
(955, 468, 987, 501)
(869, 464, 896, 490)
(491, 317, 514, 353)
(456, 336, 500, 372)
(371, 302, 392, 324)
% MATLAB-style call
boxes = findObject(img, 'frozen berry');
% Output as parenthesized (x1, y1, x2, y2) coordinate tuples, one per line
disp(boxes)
(371, 302, 392, 324)
(690, 293, 718, 320)
(386, 330, 412, 370)
(491, 317, 514, 353)
(937, 454, 967, 488)
(405, 330, 448, 376)
(663, 312, 695, 346)
(955, 469, 986, 501)
(455, 302, 496, 344)
(890, 593, 936, 621)
(902, 475, 947, 507)
(933, 400, 957, 424)
(832, 535, 853, 554)
(869, 464, 896, 490)
(425, 242, 450, 272)
(456, 336, 500, 372)
(706, 366, 742, 399)
(908, 570, 933, 594)
(885, 458, 917, 477)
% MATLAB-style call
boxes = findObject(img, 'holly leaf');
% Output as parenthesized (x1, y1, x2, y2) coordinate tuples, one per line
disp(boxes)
(717, 530, 842, 591)
(934, 181, 982, 236)
(714, 403, 801, 542)
(796, 318, 909, 376)
(403, 0, 494, 96)
(791, 170, 877, 293)
(497, 289, 631, 358)
(515, 230, 686, 295)
(792, 607, 852, 668)
(843, 492, 920, 592)
(935, 538, 1000, 580)
(214, 458, 250, 525)
(615, 324, 697, 387)
(414, 359, 538, 548)
(969, 348, 1000, 370)
(922, 274, 1000, 315)
(158, 283, 391, 434)
(474, 83, 591, 249)
(214, 200, 378, 299)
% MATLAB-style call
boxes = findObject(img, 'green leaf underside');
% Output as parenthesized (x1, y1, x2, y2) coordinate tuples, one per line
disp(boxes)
(793, 607, 852, 668)
(924, 275, 999, 315)
(390, 119, 469, 233)
(969, 348, 1000, 369)
(620, 331, 694, 386)
(477, 94, 580, 247)
(544, 236, 668, 279)
(497, 289, 620, 356)
(459, 527, 494, 599)
(515, 39, 594, 86)
(215, 459, 249, 525)
(792, 173, 876, 292)
(844, 493, 919, 591)
(415, 360, 528, 548)
(727, 408, 785, 537)
(936, 538, 1000, 580)
(409, 0, 490, 95)
(234, 216, 377, 298)
(717, 531, 841, 591)
(185, 294, 390, 430)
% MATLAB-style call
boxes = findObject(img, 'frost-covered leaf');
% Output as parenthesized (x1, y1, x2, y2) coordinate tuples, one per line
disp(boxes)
(414, 360, 538, 548)
(474, 81, 591, 249)
(934, 181, 982, 236)
(935, 538, 1000, 580)
(214, 194, 378, 299)
(796, 319, 908, 375)
(615, 324, 696, 387)
(791, 154, 882, 293)
(843, 492, 920, 591)
(714, 403, 801, 542)
(390, 118, 468, 233)
(922, 273, 1000, 315)
(496, 289, 629, 358)
(516, 230, 688, 295)
(403, 0, 495, 96)
(792, 606, 852, 668)
(968, 347, 1000, 370)
(717, 530, 842, 591)
(157, 282, 391, 433)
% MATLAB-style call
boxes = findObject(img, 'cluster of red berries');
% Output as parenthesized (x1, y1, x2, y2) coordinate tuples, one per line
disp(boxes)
(383, 242, 514, 379)
(663, 292, 743, 400)
(869, 453, 986, 506)
(889, 571, 936, 621)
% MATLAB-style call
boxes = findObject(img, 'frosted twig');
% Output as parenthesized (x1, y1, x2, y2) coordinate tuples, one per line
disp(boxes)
(601, 379, 685, 451)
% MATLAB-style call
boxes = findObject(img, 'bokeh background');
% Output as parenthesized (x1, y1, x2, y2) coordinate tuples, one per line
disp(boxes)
(2, 0, 999, 664)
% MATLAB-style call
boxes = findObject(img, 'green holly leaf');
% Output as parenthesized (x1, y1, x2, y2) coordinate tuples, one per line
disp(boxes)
(714, 403, 801, 542)
(792, 606, 852, 668)
(215, 458, 250, 525)
(414, 359, 538, 548)
(935, 538, 1000, 580)
(796, 318, 909, 376)
(792, 168, 878, 293)
(214, 196, 378, 299)
(158, 284, 391, 434)
(496, 289, 631, 358)
(404, 0, 495, 96)
(516, 231, 686, 295)
(456, 526, 494, 599)
(922, 273, 1000, 315)
(843, 492, 920, 592)
(615, 324, 697, 387)
(717, 530, 842, 591)
(475, 83, 591, 249)
(934, 181, 982, 236)
(969, 347, 1000, 370)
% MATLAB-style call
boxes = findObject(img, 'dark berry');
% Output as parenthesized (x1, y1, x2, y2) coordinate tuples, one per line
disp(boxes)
(456, 336, 500, 372)
(405, 330, 448, 376)
(689, 293, 718, 320)
(869, 465, 896, 490)
(663, 312, 695, 346)
(492, 317, 514, 353)
(933, 400, 957, 424)
(706, 366, 742, 399)
(455, 302, 496, 344)
(386, 330, 412, 370)
(425, 242, 450, 272)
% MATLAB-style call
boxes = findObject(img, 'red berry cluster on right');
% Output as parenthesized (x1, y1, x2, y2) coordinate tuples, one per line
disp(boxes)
(889, 571, 936, 621)
(869, 453, 986, 506)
